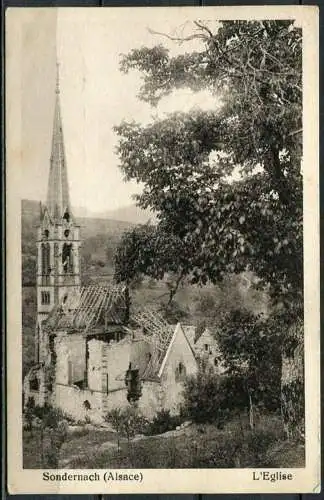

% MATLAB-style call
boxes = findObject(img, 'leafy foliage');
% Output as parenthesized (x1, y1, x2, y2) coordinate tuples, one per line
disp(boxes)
(105, 407, 148, 449)
(114, 20, 302, 305)
(182, 363, 232, 425)
(144, 409, 182, 436)
(217, 309, 282, 410)
(29, 404, 68, 468)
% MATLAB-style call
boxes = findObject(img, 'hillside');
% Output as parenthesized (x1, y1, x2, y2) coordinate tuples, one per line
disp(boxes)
(88, 204, 156, 225)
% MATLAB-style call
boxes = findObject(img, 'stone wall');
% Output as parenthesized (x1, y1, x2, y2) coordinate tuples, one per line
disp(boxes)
(55, 383, 103, 423)
(87, 339, 103, 391)
(194, 329, 226, 374)
(103, 388, 129, 415)
(23, 367, 47, 408)
(159, 325, 198, 415)
(137, 381, 163, 420)
(102, 337, 132, 392)
(55, 334, 86, 385)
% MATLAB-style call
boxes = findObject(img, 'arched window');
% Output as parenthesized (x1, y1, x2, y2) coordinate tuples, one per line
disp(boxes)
(175, 362, 186, 382)
(62, 243, 73, 273)
(63, 210, 70, 223)
(29, 376, 39, 391)
(41, 243, 51, 275)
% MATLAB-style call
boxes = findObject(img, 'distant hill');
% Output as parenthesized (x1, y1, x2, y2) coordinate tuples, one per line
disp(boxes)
(87, 204, 156, 225)
(21, 199, 139, 286)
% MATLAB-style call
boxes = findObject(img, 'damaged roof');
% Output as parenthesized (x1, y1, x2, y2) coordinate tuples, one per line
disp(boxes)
(44, 284, 129, 334)
(131, 308, 174, 380)
(130, 313, 197, 381)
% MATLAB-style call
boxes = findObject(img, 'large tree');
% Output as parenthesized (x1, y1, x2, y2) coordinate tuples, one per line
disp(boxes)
(114, 19, 304, 437)
(114, 20, 302, 310)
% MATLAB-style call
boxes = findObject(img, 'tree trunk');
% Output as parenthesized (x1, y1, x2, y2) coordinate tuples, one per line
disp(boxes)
(249, 393, 254, 431)
(281, 318, 304, 440)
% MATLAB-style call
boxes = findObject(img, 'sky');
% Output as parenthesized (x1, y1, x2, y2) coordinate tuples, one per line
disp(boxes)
(9, 8, 220, 213)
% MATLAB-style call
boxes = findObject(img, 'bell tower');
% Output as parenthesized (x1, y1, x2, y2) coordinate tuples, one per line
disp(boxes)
(35, 63, 81, 363)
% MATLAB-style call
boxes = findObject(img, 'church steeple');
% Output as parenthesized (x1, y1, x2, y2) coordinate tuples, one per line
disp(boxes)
(35, 62, 81, 364)
(46, 62, 71, 221)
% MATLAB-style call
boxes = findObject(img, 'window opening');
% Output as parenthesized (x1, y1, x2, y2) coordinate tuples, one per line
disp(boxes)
(62, 243, 73, 273)
(125, 366, 141, 403)
(49, 335, 56, 366)
(41, 243, 51, 275)
(175, 362, 186, 382)
(83, 400, 91, 410)
(29, 377, 39, 391)
(63, 211, 70, 223)
(41, 291, 50, 305)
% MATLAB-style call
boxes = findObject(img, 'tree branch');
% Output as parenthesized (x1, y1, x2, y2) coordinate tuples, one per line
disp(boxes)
(146, 26, 207, 44)
(193, 20, 214, 38)
(167, 270, 185, 306)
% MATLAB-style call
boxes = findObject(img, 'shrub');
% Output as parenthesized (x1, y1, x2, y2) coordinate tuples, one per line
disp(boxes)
(144, 409, 182, 436)
(190, 427, 283, 468)
(192, 434, 242, 468)
(245, 429, 277, 466)
(105, 407, 148, 449)
(24, 398, 35, 431)
(30, 404, 68, 468)
(182, 364, 232, 425)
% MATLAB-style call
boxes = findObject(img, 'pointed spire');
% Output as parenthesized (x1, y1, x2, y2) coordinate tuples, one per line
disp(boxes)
(55, 60, 60, 94)
(46, 60, 71, 221)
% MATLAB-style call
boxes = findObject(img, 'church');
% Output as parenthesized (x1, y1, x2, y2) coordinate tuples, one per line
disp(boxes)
(23, 66, 224, 424)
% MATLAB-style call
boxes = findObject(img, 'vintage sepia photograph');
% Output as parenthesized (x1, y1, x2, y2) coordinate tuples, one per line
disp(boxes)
(6, 6, 320, 494)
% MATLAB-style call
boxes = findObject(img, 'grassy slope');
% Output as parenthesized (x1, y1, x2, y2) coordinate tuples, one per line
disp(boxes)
(23, 415, 304, 469)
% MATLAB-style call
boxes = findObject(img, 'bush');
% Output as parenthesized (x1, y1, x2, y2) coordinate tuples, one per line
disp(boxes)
(192, 433, 243, 468)
(105, 407, 148, 449)
(26, 404, 68, 468)
(245, 429, 278, 466)
(144, 409, 182, 436)
(182, 364, 232, 425)
(191, 427, 284, 468)
(24, 398, 35, 431)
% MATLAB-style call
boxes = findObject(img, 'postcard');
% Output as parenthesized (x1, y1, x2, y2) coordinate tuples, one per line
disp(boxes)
(6, 5, 320, 494)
